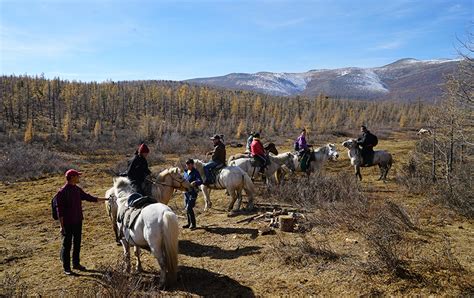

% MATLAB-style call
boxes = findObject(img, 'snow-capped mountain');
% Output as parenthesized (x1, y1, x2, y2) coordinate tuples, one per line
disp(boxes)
(187, 58, 460, 101)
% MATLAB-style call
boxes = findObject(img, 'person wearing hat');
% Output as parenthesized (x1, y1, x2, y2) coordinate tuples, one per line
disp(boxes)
(203, 134, 226, 185)
(294, 129, 312, 172)
(55, 169, 107, 275)
(245, 131, 255, 154)
(250, 132, 267, 175)
(182, 159, 202, 229)
(124, 143, 152, 195)
(356, 125, 378, 165)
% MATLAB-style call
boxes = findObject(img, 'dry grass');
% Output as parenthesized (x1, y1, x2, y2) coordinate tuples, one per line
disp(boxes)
(0, 131, 473, 296)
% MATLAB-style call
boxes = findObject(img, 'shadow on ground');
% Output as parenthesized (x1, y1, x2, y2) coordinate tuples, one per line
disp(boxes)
(179, 240, 261, 259)
(202, 226, 259, 238)
(177, 265, 255, 297)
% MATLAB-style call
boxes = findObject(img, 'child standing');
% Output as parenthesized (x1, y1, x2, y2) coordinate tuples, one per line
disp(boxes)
(183, 159, 202, 230)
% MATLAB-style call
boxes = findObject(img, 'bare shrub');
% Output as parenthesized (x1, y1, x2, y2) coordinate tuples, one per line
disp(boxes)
(271, 235, 340, 268)
(1, 271, 28, 297)
(362, 202, 418, 279)
(0, 143, 72, 182)
(96, 261, 160, 296)
(157, 132, 211, 155)
(263, 173, 368, 230)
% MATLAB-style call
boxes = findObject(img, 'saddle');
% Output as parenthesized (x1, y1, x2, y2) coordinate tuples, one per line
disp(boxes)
(117, 194, 156, 247)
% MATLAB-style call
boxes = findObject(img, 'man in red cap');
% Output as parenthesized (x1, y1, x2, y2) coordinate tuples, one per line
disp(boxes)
(123, 143, 152, 195)
(55, 169, 107, 275)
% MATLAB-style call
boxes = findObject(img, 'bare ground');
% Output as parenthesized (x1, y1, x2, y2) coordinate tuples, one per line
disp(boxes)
(1, 133, 473, 296)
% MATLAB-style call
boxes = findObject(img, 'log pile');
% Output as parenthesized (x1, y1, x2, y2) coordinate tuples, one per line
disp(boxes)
(236, 202, 306, 234)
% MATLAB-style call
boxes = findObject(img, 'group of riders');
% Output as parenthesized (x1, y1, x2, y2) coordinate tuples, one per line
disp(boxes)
(54, 124, 378, 275)
(123, 124, 378, 197)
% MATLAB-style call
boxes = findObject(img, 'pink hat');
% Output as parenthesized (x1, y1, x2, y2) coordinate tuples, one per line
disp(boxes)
(65, 169, 82, 180)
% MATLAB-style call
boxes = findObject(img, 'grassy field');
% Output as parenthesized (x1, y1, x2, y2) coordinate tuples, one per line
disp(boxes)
(1, 132, 473, 296)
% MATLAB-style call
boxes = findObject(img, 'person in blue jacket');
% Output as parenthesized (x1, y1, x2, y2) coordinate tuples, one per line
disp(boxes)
(183, 159, 202, 230)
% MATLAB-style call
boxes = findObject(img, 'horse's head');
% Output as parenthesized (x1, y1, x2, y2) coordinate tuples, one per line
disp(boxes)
(112, 176, 134, 205)
(158, 167, 192, 192)
(342, 139, 357, 149)
(327, 143, 339, 161)
(285, 152, 296, 171)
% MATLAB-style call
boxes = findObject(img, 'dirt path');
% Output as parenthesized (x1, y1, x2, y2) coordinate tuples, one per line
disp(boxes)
(1, 135, 473, 296)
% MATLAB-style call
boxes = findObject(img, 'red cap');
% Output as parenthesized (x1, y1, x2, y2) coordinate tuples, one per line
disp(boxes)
(65, 169, 82, 180)
(138, 144, 150, 154)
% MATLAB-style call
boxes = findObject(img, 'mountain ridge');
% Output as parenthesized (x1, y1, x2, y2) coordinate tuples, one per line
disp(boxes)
(187, 58, 460, 102)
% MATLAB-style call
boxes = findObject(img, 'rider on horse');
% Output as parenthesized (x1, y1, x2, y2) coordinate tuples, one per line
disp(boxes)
(357, 125, 378, 166)
(250, 132, 267, 176)
(203, 135, 226, 185)
(294, 128, 312, 172)
(123, 143, 152, 195)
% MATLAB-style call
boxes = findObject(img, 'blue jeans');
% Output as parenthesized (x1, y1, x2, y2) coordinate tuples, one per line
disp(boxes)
(184, 193, 196, 227)
(203, 161, 219, 182)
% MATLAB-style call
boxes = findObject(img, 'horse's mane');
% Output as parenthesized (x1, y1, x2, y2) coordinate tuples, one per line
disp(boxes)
(113, 177, 134, 205)
(158, 167, 181, 180)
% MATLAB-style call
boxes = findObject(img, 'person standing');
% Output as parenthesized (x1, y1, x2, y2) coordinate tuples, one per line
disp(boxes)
(182, 159, 202, 230)
(55, 169, 106, 275)
(124, 143, 152, 195)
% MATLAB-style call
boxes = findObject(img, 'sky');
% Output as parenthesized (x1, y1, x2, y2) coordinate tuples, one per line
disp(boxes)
(0, 0, 472, 81)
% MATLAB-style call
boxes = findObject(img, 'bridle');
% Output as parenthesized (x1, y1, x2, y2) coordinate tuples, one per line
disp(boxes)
(146, 173, 188, 190)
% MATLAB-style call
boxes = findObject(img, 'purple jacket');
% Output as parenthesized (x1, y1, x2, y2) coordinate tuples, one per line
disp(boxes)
(56, 183, 98, 225)
(296, 135, 308, 150)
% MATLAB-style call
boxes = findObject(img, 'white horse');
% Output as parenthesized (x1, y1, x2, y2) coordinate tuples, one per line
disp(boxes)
(228, 153, 295, 185)
(342, 139, 392, 181)
(105, 168, 191, 246)
(107, 168, 191, 287)
(193, 160, 256, 212)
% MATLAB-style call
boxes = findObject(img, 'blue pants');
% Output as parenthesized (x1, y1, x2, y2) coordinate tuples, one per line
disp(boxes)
(203, 161, 220, 182)
(184, 193, 196, 227)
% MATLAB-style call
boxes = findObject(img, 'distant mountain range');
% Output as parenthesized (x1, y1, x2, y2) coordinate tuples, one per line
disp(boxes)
(187, 58, 460, 102)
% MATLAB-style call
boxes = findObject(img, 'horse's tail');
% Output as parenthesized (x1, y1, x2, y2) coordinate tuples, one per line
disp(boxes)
(242, 171, 256, 197)
(162, 210, 179, 284)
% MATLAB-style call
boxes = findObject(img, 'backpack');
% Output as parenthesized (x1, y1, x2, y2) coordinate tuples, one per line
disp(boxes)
(51, 194, 59, 220)
(367, 133, 378, 147)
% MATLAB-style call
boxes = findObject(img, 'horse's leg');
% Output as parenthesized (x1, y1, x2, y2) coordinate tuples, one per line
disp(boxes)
(228, 189, 238, 211)
(377, 165, 384, 181)
(202, 186, 212, 211)
(121, 239, 131, 273)
(355, 165, 362, 181)
(150, 244, 167, 288)
(235, 190, 243, 211)
(134, 246, 143, 272)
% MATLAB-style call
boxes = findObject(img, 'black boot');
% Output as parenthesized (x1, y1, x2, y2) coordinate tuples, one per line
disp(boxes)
(189, 209, 196, 230)
(182, 213, 191, 229)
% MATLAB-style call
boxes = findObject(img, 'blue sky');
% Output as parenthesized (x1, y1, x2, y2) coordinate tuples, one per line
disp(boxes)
(0, 0, 472, 81)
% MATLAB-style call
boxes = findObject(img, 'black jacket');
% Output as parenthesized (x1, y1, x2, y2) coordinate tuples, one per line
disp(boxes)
(357, 131, 376, 149)
(125, 154, 151, 185)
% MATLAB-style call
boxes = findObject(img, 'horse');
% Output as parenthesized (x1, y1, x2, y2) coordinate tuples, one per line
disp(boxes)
(105, 168, 191, 245)
(228, 142, 279, 163)
(417, 128, 432, 136)
(276, 144, 339, 181)
(342, 139, 392, 181)
(193, 160, 256, 212)
(228, 152, 294, 185)
(110, 174, 188, 288)
(105, 168, 191, 286)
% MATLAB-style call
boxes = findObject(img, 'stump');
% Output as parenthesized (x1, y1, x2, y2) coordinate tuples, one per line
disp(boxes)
(279, 215, 295, 232)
